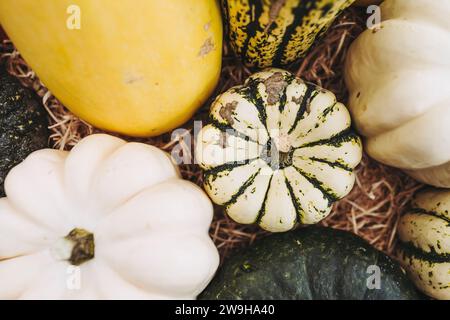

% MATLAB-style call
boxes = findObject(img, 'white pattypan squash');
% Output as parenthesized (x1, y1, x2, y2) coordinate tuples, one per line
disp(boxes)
(345, 0, 450, 187)
(195, 68, 362, 233)
(397, 188, 450, 300)
(0, 134, 219, 300)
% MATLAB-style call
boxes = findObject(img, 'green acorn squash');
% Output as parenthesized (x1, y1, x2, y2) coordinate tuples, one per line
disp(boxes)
(200, 227, 421, 300)
(222, 0, 355, 68)
(0, 66, 49, 197)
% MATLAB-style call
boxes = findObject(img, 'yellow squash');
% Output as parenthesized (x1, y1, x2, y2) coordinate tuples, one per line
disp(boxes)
(0, 0, 223, 137)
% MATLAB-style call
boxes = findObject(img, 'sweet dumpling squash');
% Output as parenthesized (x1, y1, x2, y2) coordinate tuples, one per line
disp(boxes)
(196, 68, 362, 232)
(345, 0, 450, 187)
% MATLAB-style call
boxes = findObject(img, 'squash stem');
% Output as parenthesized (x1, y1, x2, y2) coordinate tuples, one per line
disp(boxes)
(64, 228, 95, 266)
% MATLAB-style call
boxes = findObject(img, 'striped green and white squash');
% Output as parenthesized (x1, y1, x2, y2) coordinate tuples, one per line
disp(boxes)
(397, 189, 450, 300)
(222, 0, 355, 68)
(195, 68, 362, 232)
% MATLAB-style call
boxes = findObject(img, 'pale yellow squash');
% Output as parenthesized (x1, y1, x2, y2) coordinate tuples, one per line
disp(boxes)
(0, 0, 222, 137)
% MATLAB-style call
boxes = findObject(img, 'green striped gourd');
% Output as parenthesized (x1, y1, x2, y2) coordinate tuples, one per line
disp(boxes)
(222, 0, 355, 68)
(397, 188, 450, 300)
(195, 68, 362, 232)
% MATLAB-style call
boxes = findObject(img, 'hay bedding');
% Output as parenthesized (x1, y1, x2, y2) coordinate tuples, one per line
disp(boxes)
(0, 7, 423, 260)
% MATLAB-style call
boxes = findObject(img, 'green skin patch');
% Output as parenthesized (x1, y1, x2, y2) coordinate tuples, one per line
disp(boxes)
(0, 67, 49, 197)
(223, 0, 355, 67)
(199, 227, 421, 300)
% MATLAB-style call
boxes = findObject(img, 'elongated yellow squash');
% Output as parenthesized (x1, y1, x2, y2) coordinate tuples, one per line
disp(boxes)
(0, 0, 222, 137)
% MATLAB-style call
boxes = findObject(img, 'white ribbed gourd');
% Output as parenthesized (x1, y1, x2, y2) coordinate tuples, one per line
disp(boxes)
(345, 0, 450, 187)
(0, 134, 219, 299)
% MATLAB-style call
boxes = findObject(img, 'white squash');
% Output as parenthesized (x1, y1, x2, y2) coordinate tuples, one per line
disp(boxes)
(345, 0, 450, 187)
(195, 68, 362, 232)
(397, 188, 450, 300)
(0, 134, 219, 300)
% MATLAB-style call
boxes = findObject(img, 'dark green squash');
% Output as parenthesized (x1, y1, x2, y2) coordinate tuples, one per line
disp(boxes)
(0, 66, 49, 197)
(200, 227, 421, 300)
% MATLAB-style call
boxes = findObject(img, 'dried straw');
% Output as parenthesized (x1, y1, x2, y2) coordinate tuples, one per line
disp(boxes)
(0, 7, 422, 260)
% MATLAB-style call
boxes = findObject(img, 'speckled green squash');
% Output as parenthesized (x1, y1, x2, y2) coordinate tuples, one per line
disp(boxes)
(0, 66, 49, 196)
(397, 188, 450, 300)
(200, 227, 421, 300)
(222, 0, 355, 68)
(195, 69, 362, 232)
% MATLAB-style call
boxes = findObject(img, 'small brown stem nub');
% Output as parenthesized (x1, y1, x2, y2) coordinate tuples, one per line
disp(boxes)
(65, 228, 95, 266)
